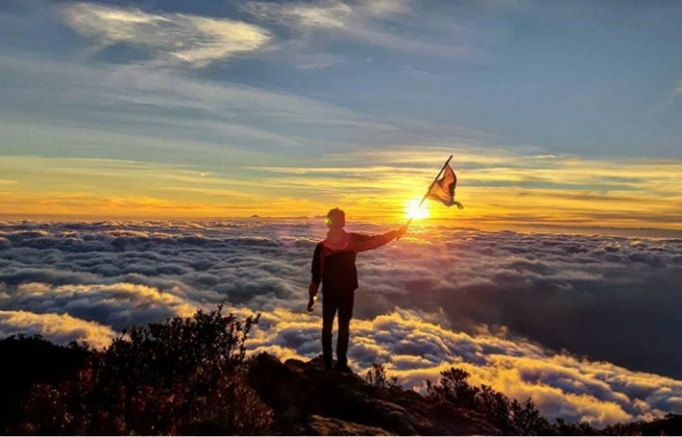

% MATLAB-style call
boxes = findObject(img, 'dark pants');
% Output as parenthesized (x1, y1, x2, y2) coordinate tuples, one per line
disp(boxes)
(322, 289, 355, 369)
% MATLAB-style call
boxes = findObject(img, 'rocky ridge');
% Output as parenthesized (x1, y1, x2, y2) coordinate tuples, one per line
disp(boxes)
(248, 353, 502, 435)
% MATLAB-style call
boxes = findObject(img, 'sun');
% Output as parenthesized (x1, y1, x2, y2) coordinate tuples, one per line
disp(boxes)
(405, 199, 430, 220)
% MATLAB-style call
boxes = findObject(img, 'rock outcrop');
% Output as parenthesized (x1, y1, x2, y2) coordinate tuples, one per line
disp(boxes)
(248, 353, 502, 436)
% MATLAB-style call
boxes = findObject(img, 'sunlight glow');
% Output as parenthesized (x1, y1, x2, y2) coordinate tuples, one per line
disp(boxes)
(405, 199, 430, 220)
(3, 154, 682, 230)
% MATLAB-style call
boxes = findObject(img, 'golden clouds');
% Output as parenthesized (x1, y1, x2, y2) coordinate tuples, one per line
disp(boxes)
(1, 152, 681, 230)
(0, 310, 116, 349)
(241, 308, 682, 425)
(0, 156, 310, 219)
(247, 149, 682, 229)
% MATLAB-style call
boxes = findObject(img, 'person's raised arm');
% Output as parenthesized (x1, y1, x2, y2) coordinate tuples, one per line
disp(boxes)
(307, 243, 322, 312)
(351, 226, 407, 252)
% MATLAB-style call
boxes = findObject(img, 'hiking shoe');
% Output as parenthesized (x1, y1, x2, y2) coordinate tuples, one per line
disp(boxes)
(334, 363, 353, 374)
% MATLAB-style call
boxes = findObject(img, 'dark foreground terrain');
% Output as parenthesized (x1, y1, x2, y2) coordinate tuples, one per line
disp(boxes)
(0, 308, 680, 435)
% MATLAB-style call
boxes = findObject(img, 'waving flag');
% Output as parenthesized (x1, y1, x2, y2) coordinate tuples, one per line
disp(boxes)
(426, 164, 464, 209)
(397, 155, 463, 240)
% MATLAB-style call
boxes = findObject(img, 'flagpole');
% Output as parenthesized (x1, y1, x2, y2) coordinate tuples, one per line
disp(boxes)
(397, 155, 453, 241)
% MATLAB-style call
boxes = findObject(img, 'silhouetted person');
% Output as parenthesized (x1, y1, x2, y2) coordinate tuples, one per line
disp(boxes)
(308, 208, 406, 372)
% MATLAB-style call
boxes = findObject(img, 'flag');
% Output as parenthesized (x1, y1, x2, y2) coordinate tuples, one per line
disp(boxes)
(426, 164, 464, 209)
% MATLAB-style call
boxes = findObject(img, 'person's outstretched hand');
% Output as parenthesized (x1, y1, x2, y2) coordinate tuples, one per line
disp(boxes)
(397, 225, 408, 237)
(307, 295, 315, 312)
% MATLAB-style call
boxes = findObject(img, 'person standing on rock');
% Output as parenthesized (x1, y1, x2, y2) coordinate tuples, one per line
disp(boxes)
(308, 208, 407, 372)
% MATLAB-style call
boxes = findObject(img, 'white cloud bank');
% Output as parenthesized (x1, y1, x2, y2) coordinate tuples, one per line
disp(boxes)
(0, 220, 681, 425)
(246, 308, 682, 426)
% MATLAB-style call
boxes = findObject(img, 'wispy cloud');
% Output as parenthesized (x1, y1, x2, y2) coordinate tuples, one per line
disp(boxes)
(242, 0, 409, 29)
(62, 3, 271, 67)
(242, 0, 473, 56)
(243, 0, 353, 28)
(0, 55, 395, 158)
(0, 155, 272, 218)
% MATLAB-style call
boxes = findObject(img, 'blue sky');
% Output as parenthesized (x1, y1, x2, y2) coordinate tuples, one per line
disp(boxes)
(0, 0, 681, 224)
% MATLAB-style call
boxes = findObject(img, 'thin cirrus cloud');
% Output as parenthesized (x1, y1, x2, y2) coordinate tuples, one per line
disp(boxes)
(241, 0, 409, 29)
(241, 0, 472, 56)
(62, 2, 271, 67)
(0, 155, 336, 218)
(0, 54, 391, 154)
(242, 0, 353, 29)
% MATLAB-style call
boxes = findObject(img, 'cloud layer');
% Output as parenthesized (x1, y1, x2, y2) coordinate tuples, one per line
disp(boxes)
(0, 310, 116, 349)
(0, 220, 681, 425)
(246, 308, 682, 425)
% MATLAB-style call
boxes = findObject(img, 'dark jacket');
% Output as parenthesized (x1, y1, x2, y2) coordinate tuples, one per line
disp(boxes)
(311, 231, 399, 293)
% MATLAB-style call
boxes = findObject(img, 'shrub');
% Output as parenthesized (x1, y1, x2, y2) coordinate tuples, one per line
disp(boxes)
(509, 398, 553, 435)
(364, 363, 401, 391)
(0, 335, 91, 432)
(426, 366, 600, 435)
(426, 368, 479, 409)
(5, 307, 273, 436)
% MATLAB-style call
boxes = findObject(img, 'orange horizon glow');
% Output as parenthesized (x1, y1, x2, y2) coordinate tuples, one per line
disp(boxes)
(1, 153, 681, 232)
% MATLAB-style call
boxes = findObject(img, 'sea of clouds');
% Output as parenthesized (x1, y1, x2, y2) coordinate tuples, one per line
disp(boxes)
(1, 219, 681, 425)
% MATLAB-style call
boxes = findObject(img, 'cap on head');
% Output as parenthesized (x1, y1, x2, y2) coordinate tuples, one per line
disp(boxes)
(326, 208, 345, 229)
